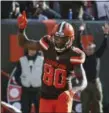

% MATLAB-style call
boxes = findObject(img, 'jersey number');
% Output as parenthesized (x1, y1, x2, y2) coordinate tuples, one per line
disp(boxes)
(43, 63, 67, 88)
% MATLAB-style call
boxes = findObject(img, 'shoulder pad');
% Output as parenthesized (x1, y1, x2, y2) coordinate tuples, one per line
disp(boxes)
(70, 46, 85, 64)
(39, 35, 52, 50)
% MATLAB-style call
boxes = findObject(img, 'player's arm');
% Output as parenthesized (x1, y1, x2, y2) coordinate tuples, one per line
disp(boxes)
(17, 11, 43, 51)
(96, 23, 109, 58)
(71, 64, 87, 93)
(70, 47, 85, 64)
(18, 29, 41, 50)
(69, 47, 87, 94)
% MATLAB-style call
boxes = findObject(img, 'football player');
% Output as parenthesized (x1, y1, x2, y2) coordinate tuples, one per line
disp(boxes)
(17, 11, 87, 113)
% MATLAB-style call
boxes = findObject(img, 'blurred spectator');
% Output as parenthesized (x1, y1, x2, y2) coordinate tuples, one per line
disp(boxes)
(29, 4, 48, 20)
(24, 1, 34, 18)
(14, 49, 44, 113)
(1, 1, 12, 19)
(32, 1, 61, 19)
(9, 1, 21, 18)
(82, 1, 95, 20)
(32, 7, 48, 20)
(49, 1, 61, 14)
(77, 23, 109, 113)
(11, 1, 27, 14)
(17, 1, 27, 13)
(15, 1, 48, 20)
(59, 1, 84, 19)
(1, 1, 61, 19)
(95, 0, 109, 20)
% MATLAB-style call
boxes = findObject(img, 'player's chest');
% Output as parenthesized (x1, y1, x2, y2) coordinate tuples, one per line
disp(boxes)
(44, 49, 73, 70)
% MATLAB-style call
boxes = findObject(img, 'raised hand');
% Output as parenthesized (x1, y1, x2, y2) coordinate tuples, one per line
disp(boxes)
(17, 11, 27, 29)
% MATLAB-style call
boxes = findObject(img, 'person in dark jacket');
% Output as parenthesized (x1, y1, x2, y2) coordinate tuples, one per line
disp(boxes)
(33, 1, 61, 19)
(14, 49, 44, 113)
(77, 23, 109, 113)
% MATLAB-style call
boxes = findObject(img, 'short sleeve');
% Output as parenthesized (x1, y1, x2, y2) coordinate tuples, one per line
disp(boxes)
(39, 35, 51, 50)
(70, 47, 85, 64)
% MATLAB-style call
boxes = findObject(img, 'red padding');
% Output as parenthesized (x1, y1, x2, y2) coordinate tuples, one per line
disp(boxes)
(42, 19, 56, 35)
(9, 35, 24, 62)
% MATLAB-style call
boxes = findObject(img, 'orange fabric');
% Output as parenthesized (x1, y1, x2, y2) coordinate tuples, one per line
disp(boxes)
(56, 91, 73, 113)
(39, 98, 56, 113)
(39, 91, 73, 113)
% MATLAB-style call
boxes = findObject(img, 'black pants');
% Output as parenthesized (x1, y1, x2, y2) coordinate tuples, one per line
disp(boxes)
(21, 87, 40, 113)
(81, 78, 103, 113)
